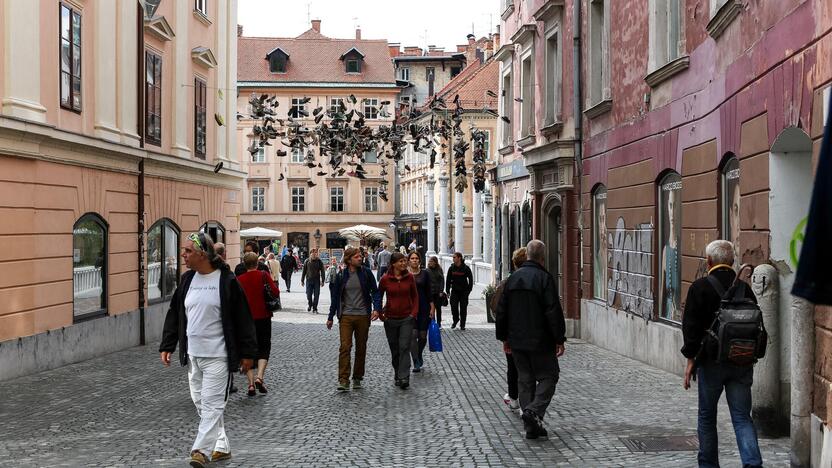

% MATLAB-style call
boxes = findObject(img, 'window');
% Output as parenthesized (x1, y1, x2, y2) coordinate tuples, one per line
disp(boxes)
(73, 213, 107, 321)
(290, 98, 306, 118)
(346, 59, 360, 73)
(588, 0, 610, 106)
(145, 51, 162, 145)
(364, 98, 378, 119)
(252, 187, 265, 212)
(269, 52, 287, 73)
(329, 97, 344, 114)
(365, 187, 379, 212)
(326, 232, 348, 249)
(450, 66, 462, 78)
(330, 186, 345, 212)
(545, 26, 562, 125)
(426, 67, 435, 97)
(649, 0, 682, 71)
(251, 139, 265, 163)
(194, 0, 207, 16)
(194, 78, 207, 158)
(291, 147, 304, 163)
(400, 96, 412, 107)
(60, 4, 82, 111)
(200, 221, 225, 243)
(592, 186, 608, 300)
(291, 187, 305, 212)
(520, 52, 534, 137)
(710, 0, 729, 17)
(658, 172, 682, 322)
(501, 71, 513, 146)
(399, 67, 410, 81)
(364, 148, 378, 163)
(147, 219, 180, 302)
(721, 156, 740, 250)
(482, 130, 491, 161)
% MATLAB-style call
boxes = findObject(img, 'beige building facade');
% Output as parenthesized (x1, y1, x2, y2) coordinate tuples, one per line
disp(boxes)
(0, 0, 244, 380)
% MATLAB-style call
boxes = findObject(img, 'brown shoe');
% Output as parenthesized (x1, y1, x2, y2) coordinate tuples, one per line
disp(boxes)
(189, 450, 209, 468)
(211, 450, 232, 461)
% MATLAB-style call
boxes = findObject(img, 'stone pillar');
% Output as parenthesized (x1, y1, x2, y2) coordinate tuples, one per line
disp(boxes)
(483, 191, 493, 264)
(94, 0, 119, 142)
(226, 0, 239, 162)
(454, 191, 464, 255)
(117, 1, 140, 146)
(438, 172, 450, 255)
(426, 175, 437, 256)
(2, 0, 46, 122)
(750, 264, 782, 436)
(472, 191, 483, 263)
(791, 296, 815, 467)
(171, 0, 191, 157)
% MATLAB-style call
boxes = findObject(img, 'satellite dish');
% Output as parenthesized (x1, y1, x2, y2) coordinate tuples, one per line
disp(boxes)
(145, 0, 162, 19)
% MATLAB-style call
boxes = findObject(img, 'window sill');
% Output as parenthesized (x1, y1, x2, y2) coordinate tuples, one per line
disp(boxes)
(500, 3, 515, 20)
(517, 134, 537, 148)
(645, 55, 690, 88)
(498, 144, 515, 155)
(73, 310, 107, 324)
(193, 10, 212, 26)
(541, 120, 563, 136)
(583, 99, 612, 119)
(707, 0, 743, 39)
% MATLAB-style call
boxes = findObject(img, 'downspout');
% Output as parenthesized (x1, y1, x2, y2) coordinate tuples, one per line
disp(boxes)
(137, 1, 146, 346)
(572, 0, 584, 324)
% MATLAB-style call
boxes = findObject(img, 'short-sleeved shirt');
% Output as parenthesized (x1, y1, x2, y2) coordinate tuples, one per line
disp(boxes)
(185, 269, 226, 357)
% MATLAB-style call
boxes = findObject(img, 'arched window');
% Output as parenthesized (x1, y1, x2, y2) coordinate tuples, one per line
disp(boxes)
(200, 221, 225, 244)
(521, 200, 532, 245)
(592, 185, 608, 300)
(720, 155, 740, 250)
(73, 213, 107, 321)
(658, 172, 682, 322)
(147, 219, 180, 302)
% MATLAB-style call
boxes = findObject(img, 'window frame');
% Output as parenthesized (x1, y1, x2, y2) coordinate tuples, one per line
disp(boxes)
(363, 98, 379, 119)
(648, 0, 683, 73)
(346, 59, 361, 73)
(291, 187, 306, 212)
(199, 221, 225, 244)
(72, 213, 108, 322)
(364, 148, 378, 164)
(290, 97, 306, 118)
(519, 49, 535, 138)
(146, 218, 180, 304)
(145, 51, 163, 146)
(330, 186, 345, 212)
(365, 187, 379, 212)
(194, 77, 207, 158)
(450, 66, 462, 78)
(544, 23, 562, 126)
(60, 3, 82, 112)
(329, 97, 344, 114)
(592, 186, 608, 301)
(399, 67, 410, 81)
(482, 129, 492, 161)
(251, 186, 265, 212)
(500, 67, 513, 146)
(290, 147, 304, 164)
(657, 171, 683, 323)
(194, 0, 208, 16)
(720, 155, 740, 248)
(587, 0, 611, 107)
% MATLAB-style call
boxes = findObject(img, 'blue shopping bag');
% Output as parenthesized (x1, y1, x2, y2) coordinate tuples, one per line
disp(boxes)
(428, 319, 443, 352)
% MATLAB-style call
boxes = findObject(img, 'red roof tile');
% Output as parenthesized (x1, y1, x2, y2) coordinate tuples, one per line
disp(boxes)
(433, 58, 499, 110)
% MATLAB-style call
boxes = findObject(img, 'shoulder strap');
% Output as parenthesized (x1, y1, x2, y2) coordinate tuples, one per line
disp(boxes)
(706, 274, 727, 299)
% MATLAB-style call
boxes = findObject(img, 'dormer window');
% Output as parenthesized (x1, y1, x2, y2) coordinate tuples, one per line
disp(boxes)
(340, 47, 365, 74)
(346, 59, 360, 73)
(266, 47, 289, 73)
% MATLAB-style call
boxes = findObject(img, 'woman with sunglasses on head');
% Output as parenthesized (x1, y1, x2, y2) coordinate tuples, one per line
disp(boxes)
(378, 252, 419, 389)
(407, 251, 435, 373)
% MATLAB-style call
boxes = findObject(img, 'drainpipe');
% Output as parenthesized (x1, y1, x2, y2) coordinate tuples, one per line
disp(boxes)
(572, 0, 584, 329)
(750, 264, 782, 436)
(137, 2, 146, 346)
(791, 296, 814, 467)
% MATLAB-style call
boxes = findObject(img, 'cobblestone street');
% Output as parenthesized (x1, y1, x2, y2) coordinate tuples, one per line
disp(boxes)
(0, 286, 790, 467)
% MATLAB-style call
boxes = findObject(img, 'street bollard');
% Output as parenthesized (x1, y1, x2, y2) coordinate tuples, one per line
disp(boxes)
(750, 264, 785, 436)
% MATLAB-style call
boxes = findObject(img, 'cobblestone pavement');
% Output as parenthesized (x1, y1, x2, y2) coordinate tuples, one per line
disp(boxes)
(0, 284, 790, 467)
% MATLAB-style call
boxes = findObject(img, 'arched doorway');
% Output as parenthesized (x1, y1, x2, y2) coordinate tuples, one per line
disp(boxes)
(509, 205, 520, 256)
(521, 200, 532, 245)
(542, 194, 563, 297)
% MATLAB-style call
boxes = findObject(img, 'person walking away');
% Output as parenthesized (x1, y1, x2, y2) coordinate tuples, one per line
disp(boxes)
(377, 244, 393, 281)
(236, 252, 280, 397)
(426, 256, 445, 327)
(493, 248, 527, 413)
(327, 247, 382, 392)
(280, 250, 296, 293)
(266, 253, 281, 282)
(159, 232, 257, 466)
(495, 240, 565, 440)
(301, 248, 326, 313)
(682, 240, 763, 468)
(325, 258, 339, 283)
(407, 251, 435, 373)
(234, 240, 270, 277)
(378, 252, 419, 389)
(445, 252, 473, 330)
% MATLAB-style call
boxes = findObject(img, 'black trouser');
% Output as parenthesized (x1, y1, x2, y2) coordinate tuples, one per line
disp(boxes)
(512, 350, 559, 419)
(282, 272, 292, 291)
(506, 352, 518, 400)
(450, 291, 469, 327)
(383, 317, 414, 381)
(432, 295, 443, 325)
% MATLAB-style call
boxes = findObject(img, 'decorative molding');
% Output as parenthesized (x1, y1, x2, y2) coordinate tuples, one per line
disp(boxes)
(584, 99, 612, 119)
(532, 0, 565, 22)
(144, 15, 175, 42)
(498, 144, 515, 155)
(510, 24, 537, 45)
(540, 120, 563, 137)
(192, 47, 218, 69)
(500, 2, 515, 21)
(644, 55, 690, 88)
(493, 44, 514, 63)
(193, 9, 212, 26)
(707, 0, 743, 39)
(517, 134, 536, 149)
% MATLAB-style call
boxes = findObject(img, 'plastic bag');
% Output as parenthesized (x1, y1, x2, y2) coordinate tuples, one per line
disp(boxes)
(428, 319, 443, 352)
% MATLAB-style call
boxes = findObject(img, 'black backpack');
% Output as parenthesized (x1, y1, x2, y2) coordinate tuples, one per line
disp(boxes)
(704, 275, 768, 366)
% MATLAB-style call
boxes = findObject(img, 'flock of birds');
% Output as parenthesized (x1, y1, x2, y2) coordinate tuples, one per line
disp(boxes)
(244, 91, 499, 201)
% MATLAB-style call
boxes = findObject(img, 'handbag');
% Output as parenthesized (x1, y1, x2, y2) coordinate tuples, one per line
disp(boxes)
(428, 319, 443, 352)
(263, 272, 281, 312)
(440, 292, 449, 307)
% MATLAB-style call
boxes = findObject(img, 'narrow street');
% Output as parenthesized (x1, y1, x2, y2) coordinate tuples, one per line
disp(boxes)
(0, 287, 789, 467)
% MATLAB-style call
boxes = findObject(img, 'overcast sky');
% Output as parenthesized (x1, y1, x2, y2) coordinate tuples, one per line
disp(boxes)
(238, 0, 501, 51)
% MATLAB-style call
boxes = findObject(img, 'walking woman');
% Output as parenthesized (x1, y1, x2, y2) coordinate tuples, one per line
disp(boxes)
(426, 256, 446, 327)
(408, 251, 435, 373)
(159, 232, 257, 467)
(236, 252, 280, 396)
(266, 252, 281, 283)
(378, 252, 419, 389)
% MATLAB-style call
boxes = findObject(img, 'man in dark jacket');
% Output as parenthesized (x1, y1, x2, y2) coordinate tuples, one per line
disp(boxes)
(301, 248, 326, 313)
(681, 240, 762, 468)
(280, 249, 297, 292)
(159, 232, 257, 467)
(234, 240, 270, 277)
(495, 240, 565, 440)
(445, 252, 474, 329)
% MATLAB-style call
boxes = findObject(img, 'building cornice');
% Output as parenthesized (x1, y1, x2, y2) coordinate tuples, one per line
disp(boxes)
(707, 0, 743, 40)
(532, 0, 565, 22)
(237, 81, 399, 89)
(584, 99, 612, 119)
(494, 44, 514, 63)
(644, 55, 691, 88)
(510, 24, 537, 45)
(192, 47, 218, 69)
(144, 15, 175, 42)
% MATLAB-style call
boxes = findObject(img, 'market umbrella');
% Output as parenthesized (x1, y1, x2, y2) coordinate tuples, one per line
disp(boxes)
(338, 224, 390, 243)
(239, 227, 283, 238)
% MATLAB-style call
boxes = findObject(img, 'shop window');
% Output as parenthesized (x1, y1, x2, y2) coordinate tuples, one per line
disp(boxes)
(73, 213, 107, 321)
(147, 219, 180, 302)
(658, 171, 682, 322)
(593, 186, 608, 300)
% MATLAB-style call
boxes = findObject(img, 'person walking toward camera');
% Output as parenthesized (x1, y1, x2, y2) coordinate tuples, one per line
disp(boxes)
(378, 252, 419, 389)
(159, 233, 257, 467)
(407, 251, 435, 373)
(301, 248, 326, 313)
(427, 256, 446, 327)
(445, 252, 473, 330)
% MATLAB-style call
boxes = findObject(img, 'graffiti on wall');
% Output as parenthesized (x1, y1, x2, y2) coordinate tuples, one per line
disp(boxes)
(607, 217, 654, 318)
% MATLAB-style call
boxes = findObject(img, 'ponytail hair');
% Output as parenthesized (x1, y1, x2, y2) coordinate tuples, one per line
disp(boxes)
(189, 231, 228, 271)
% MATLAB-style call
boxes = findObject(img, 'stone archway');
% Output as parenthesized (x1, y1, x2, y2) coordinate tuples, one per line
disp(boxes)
(541, 193, 563, 296)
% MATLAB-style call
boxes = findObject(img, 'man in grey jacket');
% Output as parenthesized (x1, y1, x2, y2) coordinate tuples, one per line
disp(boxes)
(301, 248, 326, 313)
(376, 243, 392, 281)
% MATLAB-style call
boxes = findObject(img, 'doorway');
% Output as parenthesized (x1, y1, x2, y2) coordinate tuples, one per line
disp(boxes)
(542, 195, 563, 298)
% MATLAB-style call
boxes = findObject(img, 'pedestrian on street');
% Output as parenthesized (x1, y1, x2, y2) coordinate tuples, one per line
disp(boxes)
(280, 250, 296, 293)
(493, 247, 527, 414)
(408, 251, 435, 373)
(325, 258, 339, 283)
(213, 242, 238, 395)
(376, 243, 393, 281)
(327, 247, 382, 392)
(266, 253, 281, 282)
(426, 256, 445, 327)
(408, 238, 418, 253)
(234, 240, 270, 277)
(495, 240, 566, 440)
(681, 240, 763, 468)
(445, 252, 473, 330)
(378, 252, 419, 389)
(159, 232, 257, 466)
(301, 248, 326, 313)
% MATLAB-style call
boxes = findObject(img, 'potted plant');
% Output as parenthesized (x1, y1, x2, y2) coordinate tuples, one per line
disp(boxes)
(483, 284, 497, 323)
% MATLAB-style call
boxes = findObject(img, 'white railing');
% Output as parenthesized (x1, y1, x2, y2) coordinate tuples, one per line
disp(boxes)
(473, 261, 494, 287)
(147, 262, 162, 287)
(72, 266, 102, 297)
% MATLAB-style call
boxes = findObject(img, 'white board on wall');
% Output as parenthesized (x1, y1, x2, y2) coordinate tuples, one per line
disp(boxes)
(824, 86, 830, 127)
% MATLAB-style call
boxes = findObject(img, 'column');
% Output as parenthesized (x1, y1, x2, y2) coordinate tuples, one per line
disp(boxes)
(426, 175, 437, 256)
(215, 0, 228, 161)
(171, 0, 191, 157)
(225, 0, 239, 162)
(501, 205, 510, 278)
(472, 191, 482, 263)
(454, 191, 464, 255)
(2, 0, 46, 122)
(94, 0, 119, 142)
(483, 191, 493, 264)
(438, 171, 450, 255)
(117, 1, 140, 146)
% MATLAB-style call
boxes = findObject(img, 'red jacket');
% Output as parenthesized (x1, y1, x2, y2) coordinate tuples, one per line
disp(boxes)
(379, 272, 419, 319)
(237, 269, 280, 320)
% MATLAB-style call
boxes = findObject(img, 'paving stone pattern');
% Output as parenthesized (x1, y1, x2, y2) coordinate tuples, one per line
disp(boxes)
(0, 287, 790, 467)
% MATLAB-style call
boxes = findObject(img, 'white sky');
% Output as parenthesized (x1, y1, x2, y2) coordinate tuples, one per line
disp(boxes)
(238, 0, 501, 52)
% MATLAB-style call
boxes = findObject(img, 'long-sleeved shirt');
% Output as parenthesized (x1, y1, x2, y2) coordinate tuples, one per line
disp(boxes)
(379, 272, 419, 319)
(446, 263, 473, 295)
(301, 258, 326, 284)
(377, 249, 393, 268)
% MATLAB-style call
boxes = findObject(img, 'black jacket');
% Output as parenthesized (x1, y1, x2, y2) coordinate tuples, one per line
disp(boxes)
(234, 261, 269, 277)
(495, 261, 566, 351)
(445, 263, 473, 295)
(280, 255, 296, 277)
(681, 266, 757, 360)
(159, 266, 258, 372)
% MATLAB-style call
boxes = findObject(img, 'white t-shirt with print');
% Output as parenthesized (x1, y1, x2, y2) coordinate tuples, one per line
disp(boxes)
(185, 269, 227, 358)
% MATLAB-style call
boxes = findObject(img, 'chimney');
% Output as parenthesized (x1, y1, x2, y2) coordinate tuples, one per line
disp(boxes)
(237, 24, 243, 37)
(467, 33, 476, 45)
(457, 45, 467, 53)
(388, 43, 401, 57)
(494, 26, 500, 49)
(355, 28, 361, 40)
(311, 19, 321, 32)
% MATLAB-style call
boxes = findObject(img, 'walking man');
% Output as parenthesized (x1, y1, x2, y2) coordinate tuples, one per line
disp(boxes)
(495, 240, 565, 440)
(445, 252, 473, 330)
(301, 248, 326, 313)
(234, 240, 269, 277)
(377, 243, 392, 281)
(327, 247, 382, 392)
(159, 232, 257, 467)
(280, 249, 296, 292)
(682, 240, 763, 468)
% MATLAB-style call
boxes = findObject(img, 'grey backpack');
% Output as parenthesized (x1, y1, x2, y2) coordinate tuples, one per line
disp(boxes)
(705, 275, 767, 366)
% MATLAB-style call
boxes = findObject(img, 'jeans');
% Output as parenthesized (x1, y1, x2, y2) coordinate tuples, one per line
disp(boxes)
(377, 266, 388, 282)
(410, 328, 427, 369)
(187, 356, 232, 456)
(282, 272, 292, 292)
(697, 362, 763, 468)
(384, 316, 414, 381)
(450, 291, 469, 327)
(305, 280, 321, 309)
(512, 350, 559, 419)
(338, 315, 370, 384)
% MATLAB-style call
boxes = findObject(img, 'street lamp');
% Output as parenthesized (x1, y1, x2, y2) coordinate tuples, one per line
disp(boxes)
(314, 228, 321, 249)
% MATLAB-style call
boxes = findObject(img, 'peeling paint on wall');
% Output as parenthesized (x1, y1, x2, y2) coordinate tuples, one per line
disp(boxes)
(607, 217, 654, 318)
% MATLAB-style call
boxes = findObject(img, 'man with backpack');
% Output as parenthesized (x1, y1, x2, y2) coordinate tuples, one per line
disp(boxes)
(681, 240, 765, 468)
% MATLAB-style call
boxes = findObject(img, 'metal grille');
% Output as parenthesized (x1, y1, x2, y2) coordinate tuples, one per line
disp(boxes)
(620, 435, 699, 452)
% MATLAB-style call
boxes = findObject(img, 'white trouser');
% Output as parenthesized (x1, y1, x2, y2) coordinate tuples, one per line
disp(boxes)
(187, 356, 231, 456)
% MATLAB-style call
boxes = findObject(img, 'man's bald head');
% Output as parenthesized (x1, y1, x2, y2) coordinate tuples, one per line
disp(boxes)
(214, 242, 226, 260)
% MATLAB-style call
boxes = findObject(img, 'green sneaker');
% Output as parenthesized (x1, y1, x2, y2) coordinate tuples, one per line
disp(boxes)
(337, 381, 349, 392)
(352, 378, 363, 389)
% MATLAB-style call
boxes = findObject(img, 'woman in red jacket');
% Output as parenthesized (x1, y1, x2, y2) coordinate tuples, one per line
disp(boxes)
(237, 252, 280, 396)
(378, 252, 419, 389)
